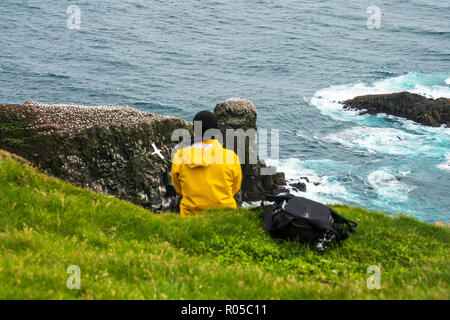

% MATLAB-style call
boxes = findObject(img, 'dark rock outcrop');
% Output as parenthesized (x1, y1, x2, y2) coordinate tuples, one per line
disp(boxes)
(343, 91, 450, 127)
(290, 181, 306, 193)
(214, 98, 287, 202)
(0, 99, 286, 211)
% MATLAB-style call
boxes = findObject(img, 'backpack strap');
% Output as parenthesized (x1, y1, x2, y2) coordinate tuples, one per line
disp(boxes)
(261, 192, 294, 202)
(330, 209, 358, 233)
(262, 205, 275, 232)
(255, 193, 293, 218)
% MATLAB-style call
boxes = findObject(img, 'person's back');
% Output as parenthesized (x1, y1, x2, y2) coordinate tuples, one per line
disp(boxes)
(171, 111, 242, 216)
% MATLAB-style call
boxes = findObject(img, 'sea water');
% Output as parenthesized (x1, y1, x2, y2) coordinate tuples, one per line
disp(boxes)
(1, 0, 449, 222)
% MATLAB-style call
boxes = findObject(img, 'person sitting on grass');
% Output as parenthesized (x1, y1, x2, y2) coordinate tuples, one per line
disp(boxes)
(171, 110, 242, 216)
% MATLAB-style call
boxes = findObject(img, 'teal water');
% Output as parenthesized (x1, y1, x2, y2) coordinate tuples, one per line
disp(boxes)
(1, 0, 449, 221)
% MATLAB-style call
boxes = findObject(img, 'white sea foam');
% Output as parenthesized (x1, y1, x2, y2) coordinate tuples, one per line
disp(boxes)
(445, 78, 450, 85)
(437, 153, 450, 172)
(326, 126, 443, 156)
(266, 158, 354, 205)
(367, 169, 415, 203)
(311, 73, 450, 162)
(274, 73, 449, 215)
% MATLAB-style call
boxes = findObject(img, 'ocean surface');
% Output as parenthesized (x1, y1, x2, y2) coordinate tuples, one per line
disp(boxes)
(1, 0, 449, 222)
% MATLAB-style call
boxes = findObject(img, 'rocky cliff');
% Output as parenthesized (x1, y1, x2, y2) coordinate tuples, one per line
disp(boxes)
(343, 91, 450, 127)
(0, 99, 286, 212)
(214, 98, 287, 202)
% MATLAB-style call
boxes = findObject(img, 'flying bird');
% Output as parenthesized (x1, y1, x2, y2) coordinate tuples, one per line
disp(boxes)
(151, 143, 164, 160)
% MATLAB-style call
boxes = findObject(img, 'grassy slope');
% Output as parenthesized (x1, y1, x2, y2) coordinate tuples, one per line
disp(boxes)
(0, 150, 449, 300)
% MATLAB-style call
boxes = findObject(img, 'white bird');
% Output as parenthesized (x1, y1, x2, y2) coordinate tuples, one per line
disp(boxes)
(151, 143, 164, 160)
(397, 170, 411, 176)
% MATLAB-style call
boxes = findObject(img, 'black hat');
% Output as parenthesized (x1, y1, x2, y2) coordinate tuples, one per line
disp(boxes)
(193, 110, 219, 136)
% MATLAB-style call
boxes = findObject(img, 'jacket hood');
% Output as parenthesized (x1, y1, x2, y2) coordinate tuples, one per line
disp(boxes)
(179, 139, 223, 168)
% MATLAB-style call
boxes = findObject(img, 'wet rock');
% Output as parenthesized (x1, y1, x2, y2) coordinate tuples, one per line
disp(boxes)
(290, 181, 307, 192)
(343, 91, 450, 127)
(300, 176, 310, 183)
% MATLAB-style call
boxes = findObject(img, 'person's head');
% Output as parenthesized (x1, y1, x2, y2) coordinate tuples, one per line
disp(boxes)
(193, 110, 220, 141)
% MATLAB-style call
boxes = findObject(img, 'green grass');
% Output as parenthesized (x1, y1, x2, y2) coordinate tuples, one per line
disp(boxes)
(0, 150, 449, 300)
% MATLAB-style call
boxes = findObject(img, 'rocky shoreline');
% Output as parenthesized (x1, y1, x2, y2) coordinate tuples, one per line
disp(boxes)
(343, 91, 450, 127)
(0, 99, 287, 212)
(4, 91, 444, 212)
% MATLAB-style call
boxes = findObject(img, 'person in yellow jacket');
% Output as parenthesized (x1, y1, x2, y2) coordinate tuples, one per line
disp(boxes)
(171, 111, 242, 216)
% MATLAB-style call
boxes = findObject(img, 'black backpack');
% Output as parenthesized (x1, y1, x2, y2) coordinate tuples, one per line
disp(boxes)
(259, 193, 357, 252)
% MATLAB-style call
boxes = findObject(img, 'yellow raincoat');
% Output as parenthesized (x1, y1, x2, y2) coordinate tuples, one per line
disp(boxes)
(171, 139, 242, 216)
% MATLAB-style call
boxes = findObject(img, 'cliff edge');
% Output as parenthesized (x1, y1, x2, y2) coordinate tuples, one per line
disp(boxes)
(0, 99, 286, 211)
